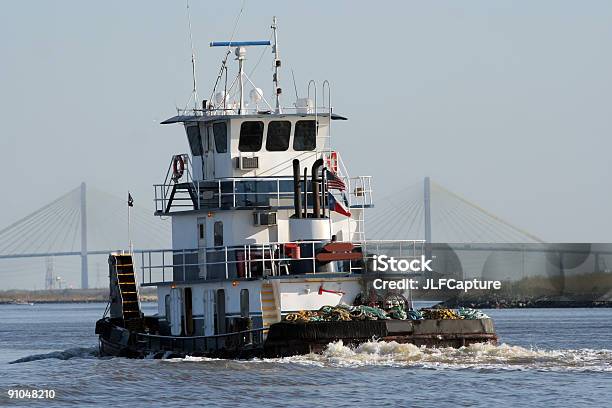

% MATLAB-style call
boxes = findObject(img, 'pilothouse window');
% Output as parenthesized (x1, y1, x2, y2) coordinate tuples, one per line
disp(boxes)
(213, 122, 227, 153)
(293, 120, 317, 151)
(239, 121, 264, 152)
(266, 121, 291, 151)
(186, 126, 203, 156)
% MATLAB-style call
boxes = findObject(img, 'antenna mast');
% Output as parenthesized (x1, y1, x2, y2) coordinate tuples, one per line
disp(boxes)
(271, 16, 282, 113)
(187, 0, 198, 111)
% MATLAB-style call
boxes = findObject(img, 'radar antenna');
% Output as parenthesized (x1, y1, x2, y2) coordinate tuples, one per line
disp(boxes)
(186, 0, 198, 112)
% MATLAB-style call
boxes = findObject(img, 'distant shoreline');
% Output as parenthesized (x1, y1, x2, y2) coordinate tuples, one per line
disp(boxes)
(0, 288, 157, 304)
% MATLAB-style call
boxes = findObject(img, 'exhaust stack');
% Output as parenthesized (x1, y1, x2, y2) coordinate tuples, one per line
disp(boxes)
(292, 159, 302, 218)
(311, 159, 324, 218)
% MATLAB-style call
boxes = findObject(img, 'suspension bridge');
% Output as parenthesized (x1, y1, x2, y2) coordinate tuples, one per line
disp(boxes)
(0, 183, 170, 290)
(365, 177, 542, 243)
(0, 178, 546, 290)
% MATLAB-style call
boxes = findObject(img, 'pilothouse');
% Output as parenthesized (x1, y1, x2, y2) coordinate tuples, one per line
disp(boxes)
(96, 17, 497, 358)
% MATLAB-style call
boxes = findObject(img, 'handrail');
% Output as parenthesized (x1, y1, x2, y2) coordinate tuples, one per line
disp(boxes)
(139, 239, 426, 285)
(137, 327, 265, 341)
(154, 175, 373, 213)
(135, 327, 266, 354)
(183, 105, 335, 117)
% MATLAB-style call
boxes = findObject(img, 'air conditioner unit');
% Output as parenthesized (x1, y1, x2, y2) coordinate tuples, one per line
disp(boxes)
(236, 156, 259, 170)
(253, 211, 277, 226)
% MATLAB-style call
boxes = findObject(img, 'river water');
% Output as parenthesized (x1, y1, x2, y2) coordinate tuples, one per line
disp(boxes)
(0, 303, 611, 407)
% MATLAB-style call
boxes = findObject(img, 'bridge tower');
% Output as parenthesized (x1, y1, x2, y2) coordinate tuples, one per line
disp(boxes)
(80, 182, 88, 289)
(423, 177, 432, 243)
(45, 256, 54, 290)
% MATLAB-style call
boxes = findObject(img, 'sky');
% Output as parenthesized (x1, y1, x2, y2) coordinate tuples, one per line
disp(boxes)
(1, 0, 612, 252)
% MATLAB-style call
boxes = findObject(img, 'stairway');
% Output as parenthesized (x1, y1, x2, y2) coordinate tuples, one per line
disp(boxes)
(164, 182, 198, 213)
(260, 282, 281, 338)
(110, 254, 143, 326)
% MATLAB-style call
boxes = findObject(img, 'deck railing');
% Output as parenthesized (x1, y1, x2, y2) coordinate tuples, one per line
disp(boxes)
(136, 328, 266, 355)
(139, 239, 425, 285)
(153, 175, 373, 214)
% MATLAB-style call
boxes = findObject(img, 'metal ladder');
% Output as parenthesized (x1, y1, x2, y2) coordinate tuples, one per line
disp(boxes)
(260, 281, 281, 338)
(110, 254, 143, 327)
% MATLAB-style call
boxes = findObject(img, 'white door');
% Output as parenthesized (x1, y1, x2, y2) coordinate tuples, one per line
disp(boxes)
(170, 287, 182, 336)
(197, 218, 207, 279)
(202, 289, 215, 336)
(203, 125, 215, 180)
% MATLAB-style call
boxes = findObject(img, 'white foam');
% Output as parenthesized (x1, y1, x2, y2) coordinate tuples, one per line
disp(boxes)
(274, 341, 612, 372)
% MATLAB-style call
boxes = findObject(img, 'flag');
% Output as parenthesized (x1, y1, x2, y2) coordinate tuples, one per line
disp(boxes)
(128, 192, 134, 207)
(328, 192, 351, 217)
(325, 169, 346, 191)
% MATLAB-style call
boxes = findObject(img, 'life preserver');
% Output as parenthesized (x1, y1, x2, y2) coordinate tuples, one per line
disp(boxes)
(172, 155, 185, 180)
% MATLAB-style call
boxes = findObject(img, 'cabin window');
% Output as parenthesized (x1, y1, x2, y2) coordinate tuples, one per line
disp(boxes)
(240, 289, 249, 317)
(186, 126, 203, 156)
(213, 122, 227, 153)
(238, 121, 264, 152)
(214, 221, 223, 246)
(266, 121, 291, 151)
(293, 120, 317, 151)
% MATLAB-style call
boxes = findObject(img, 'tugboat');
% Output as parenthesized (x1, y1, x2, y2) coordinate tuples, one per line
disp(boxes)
(95, 18, 497, 358)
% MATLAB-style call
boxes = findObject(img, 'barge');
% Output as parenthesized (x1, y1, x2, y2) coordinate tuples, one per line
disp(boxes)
(96, 18, 497, 359)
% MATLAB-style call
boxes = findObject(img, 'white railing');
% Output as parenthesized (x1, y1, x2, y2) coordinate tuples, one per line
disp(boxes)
(154, 154, 198, 213)
(154, 175, 374, 214)
(139, 239, 425, 285)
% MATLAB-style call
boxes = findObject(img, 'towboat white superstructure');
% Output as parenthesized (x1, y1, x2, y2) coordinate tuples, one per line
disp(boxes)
(96, 18, 496, 358)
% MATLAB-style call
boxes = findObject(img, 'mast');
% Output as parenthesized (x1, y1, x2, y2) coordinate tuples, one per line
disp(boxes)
(271, 16, 282, 113)
(187, 0, 198, 111)
(210, 41, 271, 114)
(236, 46, 246, 114)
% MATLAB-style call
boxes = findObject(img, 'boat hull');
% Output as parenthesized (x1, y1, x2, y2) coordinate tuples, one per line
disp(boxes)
(96, 318, 497, 359)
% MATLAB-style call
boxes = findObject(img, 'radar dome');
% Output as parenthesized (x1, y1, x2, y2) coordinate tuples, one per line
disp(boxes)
(250, 88, 264, 104)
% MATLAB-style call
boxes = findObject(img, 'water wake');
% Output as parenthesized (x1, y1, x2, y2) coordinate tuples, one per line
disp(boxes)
(279, 341, 612, 372)
(168, 341, 612, 372)
(9, 347, 99, 364)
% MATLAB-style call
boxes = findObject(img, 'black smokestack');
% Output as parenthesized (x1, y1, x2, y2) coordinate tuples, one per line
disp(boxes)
(292, 159, 302, 218)
(311, 159, 324, 218)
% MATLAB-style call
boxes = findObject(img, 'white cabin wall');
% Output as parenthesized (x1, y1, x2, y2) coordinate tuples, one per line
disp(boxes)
(169, 280, 262, 319)
(208, 211, 273, 246)
(171, 214, 198, 249)
(191, 156, 203, 180)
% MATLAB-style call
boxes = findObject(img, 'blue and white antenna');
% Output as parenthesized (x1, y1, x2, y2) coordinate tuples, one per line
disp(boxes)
(210, 40, 271, 114)
(210, 41, 271, 47)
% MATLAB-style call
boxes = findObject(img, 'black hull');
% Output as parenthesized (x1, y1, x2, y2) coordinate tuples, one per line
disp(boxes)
(96, 318, 498, 359)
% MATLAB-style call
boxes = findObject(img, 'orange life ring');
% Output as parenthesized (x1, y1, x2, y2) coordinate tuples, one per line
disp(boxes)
(172, 155, 185, 180)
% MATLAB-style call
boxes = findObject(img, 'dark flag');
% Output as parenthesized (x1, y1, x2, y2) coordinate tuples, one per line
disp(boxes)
(128, 193, 134, 207)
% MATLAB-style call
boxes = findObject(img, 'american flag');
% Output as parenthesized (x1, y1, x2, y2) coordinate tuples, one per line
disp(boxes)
(325, 169, 346, 191)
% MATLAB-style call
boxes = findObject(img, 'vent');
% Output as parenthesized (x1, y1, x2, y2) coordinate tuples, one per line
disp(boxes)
(253, 211, 277, 226)
(237, 156, 259, 170)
